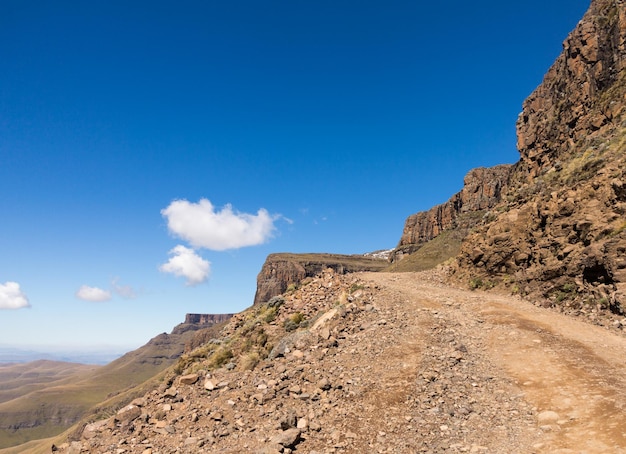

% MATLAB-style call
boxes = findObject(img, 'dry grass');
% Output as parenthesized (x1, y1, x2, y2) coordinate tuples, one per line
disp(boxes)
(385, 230, 464, 272)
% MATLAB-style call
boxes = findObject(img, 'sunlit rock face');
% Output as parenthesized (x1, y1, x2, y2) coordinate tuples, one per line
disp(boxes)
(453, 0, 626, 312)
(394, 164, 513, 259)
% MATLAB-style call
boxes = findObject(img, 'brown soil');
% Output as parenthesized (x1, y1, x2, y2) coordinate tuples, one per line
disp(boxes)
(363, 271, 626, 453)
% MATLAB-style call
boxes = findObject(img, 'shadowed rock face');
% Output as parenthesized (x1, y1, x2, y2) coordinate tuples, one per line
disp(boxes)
(253, 253, 388, 305)
(392, 165, 513, 261)
(453, 0, 626, 311)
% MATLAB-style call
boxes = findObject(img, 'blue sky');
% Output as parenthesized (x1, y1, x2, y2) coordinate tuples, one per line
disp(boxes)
(0, 0, 590, 352)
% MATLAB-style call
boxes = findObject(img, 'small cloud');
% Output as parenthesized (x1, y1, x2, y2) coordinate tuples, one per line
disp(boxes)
(76, 285, 112, 302)
(161, 198, 279, 251)
(0, 281, 30, 309)
(111, 277, 137, 299)
(159, 245, 211, 286)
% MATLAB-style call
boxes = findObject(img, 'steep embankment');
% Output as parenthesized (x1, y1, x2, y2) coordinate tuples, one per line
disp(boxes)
(47, 270, 626, 454)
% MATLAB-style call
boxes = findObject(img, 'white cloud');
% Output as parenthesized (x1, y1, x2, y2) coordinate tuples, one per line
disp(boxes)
(159, 245, 211, 286)
(76, 285, 112, 302)
(161, 199, 278, 251)
(0, 282, 30, 309)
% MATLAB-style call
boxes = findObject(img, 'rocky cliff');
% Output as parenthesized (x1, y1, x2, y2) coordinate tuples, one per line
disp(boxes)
(391, 164, 513, 262)
(183, 313, 233, 326)
(516, 0, 626, 178)
(452, 0, 626, 314)
(171, 314, 234, 335)
(253, 253, 388, 305)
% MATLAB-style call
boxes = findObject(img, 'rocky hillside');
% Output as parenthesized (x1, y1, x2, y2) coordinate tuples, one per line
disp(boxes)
(454, 0, 626, 314)
(397, 0, 626, 316)
(47, 269, 626, 453)
(253, 253, 388, 305)
(11, 1, 626, 452)
(47, 269, 541, 454)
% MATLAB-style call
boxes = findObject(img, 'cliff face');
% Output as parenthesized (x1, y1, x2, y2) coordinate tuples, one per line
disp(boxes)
(516, 0, 626, 178)
(392, 165, 512, 261)
(453, 0, 626, 313)
(253, 253, 388, 305)
(171, 313, 234, 336)
(184, 313, 234, 325)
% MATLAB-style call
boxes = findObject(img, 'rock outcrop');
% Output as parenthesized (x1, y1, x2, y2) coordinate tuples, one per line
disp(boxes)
(453, 0, 626, 313)
(391, 164, 513, 262)
(253, 253, 388, 305)
(171, 314, 234, 335)
(184, 313, 233, 325)
(516, 0, 626, 178)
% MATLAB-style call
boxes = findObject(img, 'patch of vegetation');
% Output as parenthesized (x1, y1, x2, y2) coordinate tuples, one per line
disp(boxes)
(552, 282, 578, 303)
(207, 347, 234, 369)
(283, 312, 305, 332)
(469, 277, 496, 290)
(261, 306, 278, 323)
(267, 296, 284, 308)
(348, 283, 365, 294)
(469, 277, 483, 290)
(385, 229, 464, 273)
(240, 352, 261, 371)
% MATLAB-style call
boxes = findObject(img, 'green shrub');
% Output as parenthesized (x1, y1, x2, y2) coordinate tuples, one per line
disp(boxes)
(283, 312, 305, 332)
(469, 278, 483, 290)
(562, 282, 576, 293)
(348, 283, 365, 294)
(208, 347, 233, 369)
(268, 296, 284, 308)
(262, 306, 278, 323)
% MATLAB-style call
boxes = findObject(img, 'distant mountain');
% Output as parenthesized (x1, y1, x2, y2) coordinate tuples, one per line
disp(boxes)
(0, 315, 230, 450)
(0, 346, 126, 365)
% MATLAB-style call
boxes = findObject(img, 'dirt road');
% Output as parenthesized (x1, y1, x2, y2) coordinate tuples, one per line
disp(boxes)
(363, 271, 626, 453)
